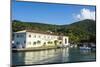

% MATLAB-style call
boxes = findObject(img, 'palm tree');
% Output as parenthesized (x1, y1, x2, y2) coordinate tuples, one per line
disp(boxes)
(47, 41, 51, 44)
(37, 40, 41, 44)
(43, 42, 46, 47)
(33, 42, 36, 45)
(59, 41, 62, 44)
(54, 40, 58, 46)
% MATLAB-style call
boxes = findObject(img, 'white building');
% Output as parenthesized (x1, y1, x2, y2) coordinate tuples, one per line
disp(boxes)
(13, 30, 69, 48)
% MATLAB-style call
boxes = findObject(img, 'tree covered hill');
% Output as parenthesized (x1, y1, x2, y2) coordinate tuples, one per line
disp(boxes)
(12, 19, 96, 43)
(60, 19, 96, 43)
(12, 20, 61, 32)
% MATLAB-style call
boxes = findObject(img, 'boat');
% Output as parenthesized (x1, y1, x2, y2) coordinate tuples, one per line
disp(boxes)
(79, 45, 91, 50)
(79, 47, 91, 50)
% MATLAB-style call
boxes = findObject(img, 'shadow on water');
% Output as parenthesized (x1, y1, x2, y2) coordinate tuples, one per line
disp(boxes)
(12, 47, 96, 66)
(12, 51, 25, 65)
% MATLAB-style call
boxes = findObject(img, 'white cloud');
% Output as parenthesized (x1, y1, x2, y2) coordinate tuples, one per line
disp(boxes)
(75, 8, 95, 20)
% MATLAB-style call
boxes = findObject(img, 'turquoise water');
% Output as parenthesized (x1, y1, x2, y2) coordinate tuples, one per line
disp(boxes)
(12, 47, 96, 66)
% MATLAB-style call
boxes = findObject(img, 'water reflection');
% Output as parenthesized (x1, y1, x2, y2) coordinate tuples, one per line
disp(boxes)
(12, 47, 96, 66)
(23, 48, 69, 65)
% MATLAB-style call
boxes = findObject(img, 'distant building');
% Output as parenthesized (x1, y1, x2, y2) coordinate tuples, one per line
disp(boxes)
(13, 30, 69, 48)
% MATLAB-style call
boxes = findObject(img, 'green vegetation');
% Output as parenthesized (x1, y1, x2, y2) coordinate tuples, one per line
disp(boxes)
(47, 41, 53, 44)
(33, 42, 36, 45)
(37, 40, 41, 44)
(12, 19, 96, 44)
(54, 40, 59, 46)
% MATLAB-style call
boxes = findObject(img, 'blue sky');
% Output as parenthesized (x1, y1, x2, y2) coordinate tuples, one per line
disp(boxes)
(12, 0, 96, 25)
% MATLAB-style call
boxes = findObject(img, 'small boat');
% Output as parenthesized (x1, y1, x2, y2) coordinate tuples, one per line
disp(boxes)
(79, 45, 91, 50)
(79, 47, 91, 50)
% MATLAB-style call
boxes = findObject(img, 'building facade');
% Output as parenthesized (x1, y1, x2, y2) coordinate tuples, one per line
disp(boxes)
(13, 30, 69, 48)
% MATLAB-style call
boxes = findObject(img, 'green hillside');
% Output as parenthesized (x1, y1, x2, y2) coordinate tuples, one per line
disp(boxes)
(12, 19, 96, 43)
(61, 19, 96, 43)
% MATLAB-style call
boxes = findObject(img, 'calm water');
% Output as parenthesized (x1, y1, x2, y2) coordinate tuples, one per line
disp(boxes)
(12, 47, 96, 66)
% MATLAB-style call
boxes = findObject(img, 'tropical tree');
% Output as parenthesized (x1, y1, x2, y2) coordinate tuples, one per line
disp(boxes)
(37, 40, 41, 44)
(33, 42, 36, 45)
(54, 40, 58, 46)
(43, 42, 46, 47)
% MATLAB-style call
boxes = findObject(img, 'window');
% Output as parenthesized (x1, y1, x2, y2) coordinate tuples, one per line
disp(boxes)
(51, 36, 53, 39)
(16, 34, 24, 38)
(16, 42, 20, 45)
(37, 40, 41, 44)
(38, 35, 41, 38)
(34, 35, 36, 38)
(16, 34, 19, 38)
(33, 42, 36, 45)
(29, 35, 31, 37)
(65, 38, 67, 44)
(20, 34, 24, 37)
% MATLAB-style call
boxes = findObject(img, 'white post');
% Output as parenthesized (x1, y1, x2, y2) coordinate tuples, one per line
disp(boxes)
(67, 37, 69, 45)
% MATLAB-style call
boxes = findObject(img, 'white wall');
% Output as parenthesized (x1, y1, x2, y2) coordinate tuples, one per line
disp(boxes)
(26, 32, 59, 48)
(14, 31, 69, 48)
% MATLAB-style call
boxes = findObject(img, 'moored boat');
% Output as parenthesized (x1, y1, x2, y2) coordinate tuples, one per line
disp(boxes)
(79, 46, 91, 50)
(79, 45, 91, 50)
